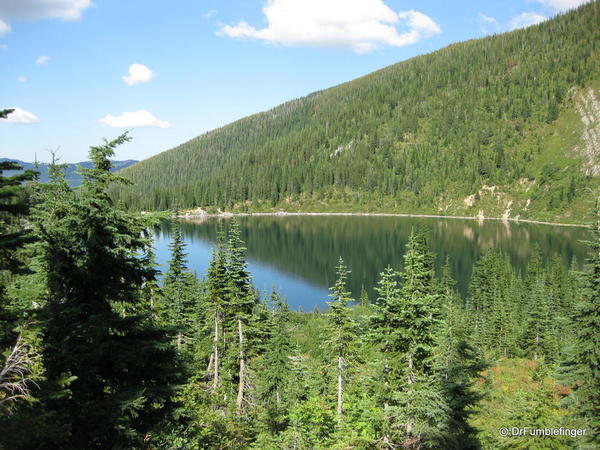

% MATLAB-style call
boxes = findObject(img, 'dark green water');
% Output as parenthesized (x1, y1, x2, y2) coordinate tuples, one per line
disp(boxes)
(154, 216, 591, 310)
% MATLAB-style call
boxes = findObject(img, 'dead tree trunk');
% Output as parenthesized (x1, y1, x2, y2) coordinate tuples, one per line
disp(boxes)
(337, 355, 345, 419)
(236, 317, 246, 412)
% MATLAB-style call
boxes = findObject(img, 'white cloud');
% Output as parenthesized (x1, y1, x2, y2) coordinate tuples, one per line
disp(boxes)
(509, 12, 547, 30)
(478, 13, 497, 23)
(122, 63, 154, 86)
(220, 0, 441, 53)
(0, 43, 7, 50)
(0, 19, 10, 36)
(532, 0, 590, 11)
(35, 55, 50, 65)
(17, 75, 27, 82)
(0, 0, 92, 21)
(477, 13, 500, 35)
(99, 110, 171, 128)
(2, 107, 39, 124)
(203, 9, 217, 20)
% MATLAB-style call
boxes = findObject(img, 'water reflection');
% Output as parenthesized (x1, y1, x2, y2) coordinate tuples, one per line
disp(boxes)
(153, 216, 591, 310)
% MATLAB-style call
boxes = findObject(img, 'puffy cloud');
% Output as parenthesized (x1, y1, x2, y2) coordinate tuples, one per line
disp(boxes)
(0, 0, 92, 21)
(220, 0, 441, 53)
(122, 63, 154, 86)
(509, 12, 547, 30)
(2, 107, 39, 124)
(35, 55, 50, 65)
(532, 0, 590, 11)
(99, 110, 171, 128)
(17, 75, 27, 82)
(0, 44, 7, 49)
(0, 19, 10, 36)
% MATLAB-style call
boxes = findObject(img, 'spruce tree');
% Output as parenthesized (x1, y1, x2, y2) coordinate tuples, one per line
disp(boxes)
(394, 229, 447, 447)
(563, 214, 600, 448)
(369, 265, 402, 444)
(32, 134, 180, 448)
(324, 257, 356, 422)
(162, 221, 198, 350)
(205, 225, 229, 393)
(258, 291, 293, 434)
(226, 219, 255, 413)
(436, 259, 488, 449)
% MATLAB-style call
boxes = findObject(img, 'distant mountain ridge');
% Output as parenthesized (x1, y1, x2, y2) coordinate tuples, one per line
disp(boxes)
(1, 158, 138, 187)
(112, 2, 600, 223)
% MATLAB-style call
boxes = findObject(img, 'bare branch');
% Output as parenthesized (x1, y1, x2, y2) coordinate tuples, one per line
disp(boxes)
(0, 335, 40, 412)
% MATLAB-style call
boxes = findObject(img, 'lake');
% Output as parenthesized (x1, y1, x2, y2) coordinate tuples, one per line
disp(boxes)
(153, 216, 592, 310)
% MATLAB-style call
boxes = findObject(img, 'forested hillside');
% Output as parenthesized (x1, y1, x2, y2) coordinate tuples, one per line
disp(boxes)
(112, 2, 600, 223)
(2, 131, 600, 448)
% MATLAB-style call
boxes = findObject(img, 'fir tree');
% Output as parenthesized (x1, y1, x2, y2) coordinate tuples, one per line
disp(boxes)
(324, 257, 356, 422)
(162, 221, 198, 350)
(31, 134, 180, 448)
(227, 219, 255, 413)
(394, 229, 447, 447)
(205, 225, 229, 392)
(258, 291, 293, 434)
(563, 213, 600, 448)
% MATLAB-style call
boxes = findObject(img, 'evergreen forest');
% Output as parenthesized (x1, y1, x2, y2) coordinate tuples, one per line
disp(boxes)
(1, 129, 600, 449)
(111, 2, 600, 224)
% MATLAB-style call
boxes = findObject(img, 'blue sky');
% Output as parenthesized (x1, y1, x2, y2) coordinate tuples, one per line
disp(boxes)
(0, 0, 590, 163)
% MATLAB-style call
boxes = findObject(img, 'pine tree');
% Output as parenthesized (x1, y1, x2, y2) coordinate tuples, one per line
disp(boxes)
(0, 118, 40, 416)
(436, 259, 488, 449)
(258, 291, 293, 434)
(562, 212, 600, 448)
(205, 225, 229, 392)
(227, 219, 255, 413)
(394, 229, 447, 447)
(162, 221, 198, 350)
(31, 134, 180, 448)
(369, 265, 402, 444)
(324, 257, 356, 422)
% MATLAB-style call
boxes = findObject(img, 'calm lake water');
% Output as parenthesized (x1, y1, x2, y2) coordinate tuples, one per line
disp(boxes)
(153, 216, 592, 311)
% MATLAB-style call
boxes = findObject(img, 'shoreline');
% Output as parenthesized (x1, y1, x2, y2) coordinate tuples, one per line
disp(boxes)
(174, 211, 590, 228)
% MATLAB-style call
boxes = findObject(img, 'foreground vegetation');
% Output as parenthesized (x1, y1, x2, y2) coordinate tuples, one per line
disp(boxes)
(1, 132, 599, 449)
(112, 2, 600, 223)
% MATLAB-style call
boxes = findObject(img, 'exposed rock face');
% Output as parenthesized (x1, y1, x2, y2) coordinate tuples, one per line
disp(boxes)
(577, 88, 600, 176)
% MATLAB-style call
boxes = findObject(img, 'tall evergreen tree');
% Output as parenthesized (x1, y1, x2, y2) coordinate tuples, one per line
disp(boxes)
(205, 225, 229, 393)
(162, 221, 198, 350)
(436, 259, 488, 449)
(257, 291, 293, 434)
(31, 134, 180, 448)
(227, 219, 255, 413)
(324, 257, 356, 422)
(562, 213, 600, 448)
(394, 230, 447, 447)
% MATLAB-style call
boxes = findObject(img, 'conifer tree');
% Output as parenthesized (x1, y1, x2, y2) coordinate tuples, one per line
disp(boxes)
(31, 134, 180, 448)
(394, 230, 447, 446)
(258, 291, 293, 434)
(562, 212, 600, 447)
(227, 219, 255, 413)
(369, 265, 402, 444)
(324, 257, 356, 422)
(162, 221, 198, 350)
(436, 259, 488, 449)
(205, 225, 229, 392)
(0, 122, 39, 416)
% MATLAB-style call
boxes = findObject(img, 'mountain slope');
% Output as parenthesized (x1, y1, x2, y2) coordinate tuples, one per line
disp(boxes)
(112, 2, 600, 223)
(1, 159, 138, 187)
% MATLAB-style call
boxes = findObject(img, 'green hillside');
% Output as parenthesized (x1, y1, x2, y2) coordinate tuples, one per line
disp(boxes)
(113, 2, 600, 223)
